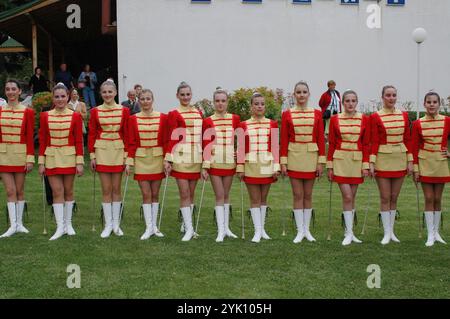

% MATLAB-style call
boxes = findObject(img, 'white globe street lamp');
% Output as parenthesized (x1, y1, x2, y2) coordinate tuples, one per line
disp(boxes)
(412, 27, 427, 44)
(412, 28, 427, 120)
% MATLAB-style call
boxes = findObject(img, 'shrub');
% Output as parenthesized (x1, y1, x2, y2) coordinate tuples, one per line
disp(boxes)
(407, 111, 426, 123)
(31, 91, 52, 128)
(32, 91, 52, 112)
(195, 90, 450, 124)
(193, 98, 214, 118)
(406, 111, 449, 123)
(193, 87, 284, 122)
(227, 87, 283, 121)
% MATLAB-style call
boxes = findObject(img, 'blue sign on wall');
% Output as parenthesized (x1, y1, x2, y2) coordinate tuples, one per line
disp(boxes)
(190, 0, 406, 5)
(387, 0, 405, 5)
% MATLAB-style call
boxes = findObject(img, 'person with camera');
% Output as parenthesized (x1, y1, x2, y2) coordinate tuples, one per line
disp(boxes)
(78, 64, 98, 108)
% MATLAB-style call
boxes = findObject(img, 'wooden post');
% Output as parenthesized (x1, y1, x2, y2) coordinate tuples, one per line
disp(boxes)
(31, 21, 38, 71)
(102, 0, 111, 35)
(48, 36, 54, 86)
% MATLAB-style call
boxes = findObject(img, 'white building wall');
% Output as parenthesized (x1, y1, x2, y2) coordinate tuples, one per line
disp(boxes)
(117, 0, 450, 113)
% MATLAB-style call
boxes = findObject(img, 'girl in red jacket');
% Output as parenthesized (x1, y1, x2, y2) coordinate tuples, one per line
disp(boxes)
(126, 89, 167, 240)
(164, 82, 203, 241)
(411, 92, 449, 246)
(0, 80, 35, 238)
(327, 90, 370, 245)
(38, 83, 84, 240)
(89, 80, 130, 238)
(280, 81, 326, 243)
(370, 85, 414, 245)
(202, 88, 240, 242)
(236, 93, 280, 243)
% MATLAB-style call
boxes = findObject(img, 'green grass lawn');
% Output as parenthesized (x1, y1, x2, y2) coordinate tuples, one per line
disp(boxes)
(0, 167, 449, 299)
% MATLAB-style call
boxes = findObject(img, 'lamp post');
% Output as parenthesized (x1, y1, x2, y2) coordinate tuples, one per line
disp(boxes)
(412, 27, 427, 120)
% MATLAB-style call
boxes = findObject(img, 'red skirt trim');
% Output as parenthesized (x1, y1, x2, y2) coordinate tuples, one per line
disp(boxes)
(287, 170, 316, 180)
(419, 176, 450, 184)
(45, 167, 76, 176)
(244, 176, 276, 185)
(134, 172, 165, 181)
(96, 164, 124, 173)
(375, 170, 407, 178)
(209, 168, 236, 176)
(0, 165, 26, 173)
(171, 170, 201, 180)
(333, 176, 364, 185)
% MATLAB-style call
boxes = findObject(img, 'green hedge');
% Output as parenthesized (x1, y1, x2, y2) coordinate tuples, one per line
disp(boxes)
(194, 88, 449, 123)
(31, 91, 52, 128)
(194, 87, 283, 121)
(406, 111, 449, 123)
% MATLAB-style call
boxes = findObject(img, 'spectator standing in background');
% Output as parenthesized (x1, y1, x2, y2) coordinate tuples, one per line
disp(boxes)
(55, 63, 74, 90)
(121, 89, 141, 115)
(68, 88, 88, 133)
(29, 67, 49, 95)
(319, 80, 341, 141)
(0, 97, 6, 108)
(78, 64, 98, 108)
(134, 84, 143, 98)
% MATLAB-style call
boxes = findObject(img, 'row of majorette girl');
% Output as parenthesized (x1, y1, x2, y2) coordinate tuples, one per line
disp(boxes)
(0, 79, 448, 246)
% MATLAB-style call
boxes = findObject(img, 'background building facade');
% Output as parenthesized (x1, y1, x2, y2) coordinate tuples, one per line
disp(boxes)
(118, 0, 449, 112)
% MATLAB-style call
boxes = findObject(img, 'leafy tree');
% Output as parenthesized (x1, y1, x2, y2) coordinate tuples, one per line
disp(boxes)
(0, 0, 36, 97)
(0, 0, 34, 11)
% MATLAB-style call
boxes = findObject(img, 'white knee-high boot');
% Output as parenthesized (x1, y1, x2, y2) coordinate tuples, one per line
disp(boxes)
(224, 203, 237, 238)
(0, 203, 18, 238)
(181, 204, 195, 233)
(100, 203, 113, 238)
(250, 207, 262, 243)
(390, 210, 400, 242)
(140, 204, 154, 240)
(351, 210, 362, 243)
(342, 211, 362, 246)
(342, 211, 353, 246)
(50, 203, 65, 241)
(303, 209, 316, 242)
(424, 211, 435, 247)
(65, 201, 76, 236)
(380, 211, 391, 245)
(152, 202, 164, 237)
(16, 201, 29, 233)
(215, 206, 225, 243)
(260, 205, 271, 240)
(434, 211, 446, 244)
(112, 202, 124, 236)
(181, 206, 194, 241)
(293, 209, 305, 244)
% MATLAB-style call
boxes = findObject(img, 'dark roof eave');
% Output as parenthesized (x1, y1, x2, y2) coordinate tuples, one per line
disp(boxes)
(0, 0, 60, 23)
